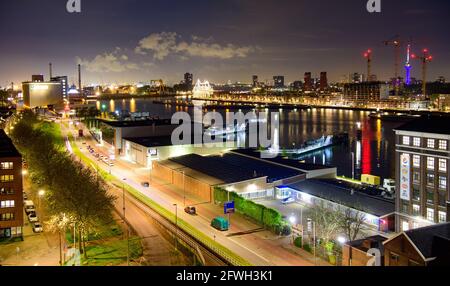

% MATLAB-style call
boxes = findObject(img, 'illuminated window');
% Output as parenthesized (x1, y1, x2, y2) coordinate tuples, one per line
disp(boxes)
(413, 188, 421, 201)
(413, 155, 420, 168)
(413, 172, 420, 184)
(427, 139, 435, 149)
(401, 221, 409, 232)
(438, 140, 447, 150)
(0, 213, 14, 221)
(427, 157, 435, 170)
(439, 176, 447, 190)
(427, 174, 435, 187)
(0, 162, 13, 170)
(0, 175, 14, 183)
(403, 136, 410, 145)
(0, 200, 14, 208)
(412, 204, 420, 216)
(439, 211, 447, 223)
(439, 159, 447, 172)
(427, 208, 435, 222)
(413, 137, 421, 147)
(0, 187, 14, 195)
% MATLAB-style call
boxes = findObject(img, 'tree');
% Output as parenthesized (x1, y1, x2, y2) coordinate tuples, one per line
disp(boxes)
(309, 203, 342, 243)
(338, 208, 366, 241)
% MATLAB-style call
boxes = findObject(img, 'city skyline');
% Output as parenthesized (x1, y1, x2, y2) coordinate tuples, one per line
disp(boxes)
(1, 0, 450, 86)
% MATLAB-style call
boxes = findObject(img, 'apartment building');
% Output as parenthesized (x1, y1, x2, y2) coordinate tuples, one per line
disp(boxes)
(394, 116, 450, 232)
(0, 129, 23, 238)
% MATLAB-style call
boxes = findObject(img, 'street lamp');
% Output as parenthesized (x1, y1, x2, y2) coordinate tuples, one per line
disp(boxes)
(337, 236, 347, 245)
(38, 189, 45, 211)
(121, 178, 130, 266)
(173, 203, 178, 251)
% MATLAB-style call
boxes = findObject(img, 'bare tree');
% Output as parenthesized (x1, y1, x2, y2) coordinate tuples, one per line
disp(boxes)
(338, 208, 366, 241)
(309, 203, 342, 243)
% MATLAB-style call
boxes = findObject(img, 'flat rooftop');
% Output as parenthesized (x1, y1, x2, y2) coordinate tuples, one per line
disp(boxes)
(394, 115, 450, 135)
(0, 129, 21, 158)
(168, 153, 304, 184)
(231, 149, 336, 171)
(286, 179, 395, 217)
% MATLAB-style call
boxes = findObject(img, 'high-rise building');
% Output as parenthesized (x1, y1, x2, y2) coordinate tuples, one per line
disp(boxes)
(184, 73, 193, 89)
(252, 75, 259, 88)
(0, 129, 23, 239)
(51, 76, 68, 100)
(319, 72, 328, 91)
(394, 117, 449, 233)
(273, 76, 285, 88)
(304, 72, 312, 91)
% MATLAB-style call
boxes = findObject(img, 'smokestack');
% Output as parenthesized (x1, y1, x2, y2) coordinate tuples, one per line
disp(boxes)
(49, 62, 53, 79)
(78, 64, 82, 95)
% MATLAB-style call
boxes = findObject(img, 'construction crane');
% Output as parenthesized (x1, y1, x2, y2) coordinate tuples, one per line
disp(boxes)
(411, 49, 433, 98)
(150, 79, 166, 95)
(363, 49, 373, 82)
(383, 35, 402, 95)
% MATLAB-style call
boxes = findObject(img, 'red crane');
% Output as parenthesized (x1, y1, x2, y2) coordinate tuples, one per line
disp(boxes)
(383, 35, 402, 95)
(411, 49, 433, 98)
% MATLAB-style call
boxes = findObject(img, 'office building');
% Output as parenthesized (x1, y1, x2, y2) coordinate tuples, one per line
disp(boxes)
(252, 75, 258, 88)
(319, 72, 328, 91)
(394, 117, 450, 233)
(22, 80, 63, 108)
(184, 73, 193, 89)
(31, 75, 44, 82)
(273, 76, 285, 89)
(51, 76, 68, 100)
(304, 72, 312, 91)
(343, 82, 390, 102)
(0, 129, 23, 239)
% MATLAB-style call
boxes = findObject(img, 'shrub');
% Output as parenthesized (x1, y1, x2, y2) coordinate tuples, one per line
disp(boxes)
(303, 243, 312, 253)
(294, 236, 303, 248)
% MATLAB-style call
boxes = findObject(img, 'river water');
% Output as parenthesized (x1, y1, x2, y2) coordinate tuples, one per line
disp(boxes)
(97, 97, 406, 181)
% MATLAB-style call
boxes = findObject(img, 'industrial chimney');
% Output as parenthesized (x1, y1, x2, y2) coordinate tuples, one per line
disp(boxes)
(78, 64, 82, 95)
(49, 62, 53, 79)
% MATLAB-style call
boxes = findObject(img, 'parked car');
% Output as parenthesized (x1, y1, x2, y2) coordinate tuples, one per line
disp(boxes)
(23, 192, 28, 200)
(281, 197, 295, 205)
(32, 222, 43, 233)
(141, 182, 150, 188)
(24, 200, 36, 214)
(28, 212, 38, 222)
(184, 206, 197, 215)
(211, 217, 229, 231)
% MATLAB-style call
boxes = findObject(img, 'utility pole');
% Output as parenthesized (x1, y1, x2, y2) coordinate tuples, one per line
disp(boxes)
(122, 178, 130, 265)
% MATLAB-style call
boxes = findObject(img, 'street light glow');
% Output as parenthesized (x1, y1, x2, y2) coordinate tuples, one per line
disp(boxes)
(337, 236, 347, 244)
(289, 215, 296, 225)
(38, 190, 46, 197)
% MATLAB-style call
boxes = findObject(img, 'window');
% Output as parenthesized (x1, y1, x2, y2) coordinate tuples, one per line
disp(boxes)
(439, 211, 447, 223)
(413, 204, 421, 216)
(439, 192, 447, 207)
(401, 202, 409, 214)
(0, 175, 14, 183)
(413, 137, 421, 147)
(427, 208, 435, 222)
(0, 213, 14, 221)
(0, 162, 13, 170)
(413, 222, 419, 229)
(427, 139, 435, 149)
(439, 140, 448, 150)
(401, 221, 409, 232)
(439, 159, 447, 172)
(413, 155, 421, 168)
(427, 174, 435, 187)
(439, 176, 447, 190)
(413, 172, 420, 184)
(413, 188, 421, 201)
(0, 200, 14, 208)
(426, 191, 434, 204)
(427, 157, 435, 170)
(403, 136, 410, 145)
(0, 188, 14, 195)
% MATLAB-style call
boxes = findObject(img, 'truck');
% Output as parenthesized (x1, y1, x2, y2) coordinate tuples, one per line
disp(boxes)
(361, 174, 381, 186)
(211, 217, 229, 231)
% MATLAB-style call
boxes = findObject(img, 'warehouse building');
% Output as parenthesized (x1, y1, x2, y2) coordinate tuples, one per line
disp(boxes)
(153, 152, 306, 202)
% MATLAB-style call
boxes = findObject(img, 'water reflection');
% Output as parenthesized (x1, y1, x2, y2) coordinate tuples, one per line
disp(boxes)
(98, 98, 404, 180)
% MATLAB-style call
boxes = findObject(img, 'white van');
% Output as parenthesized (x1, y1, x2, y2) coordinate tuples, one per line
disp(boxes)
(24, 200, 36, 214)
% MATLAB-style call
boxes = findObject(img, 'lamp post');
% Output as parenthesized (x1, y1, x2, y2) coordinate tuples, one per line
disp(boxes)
(122, 178, 129, 266)
(183, 171, 186, 206)
(173, 203, 178, 251)
(38, 189, 45, 213)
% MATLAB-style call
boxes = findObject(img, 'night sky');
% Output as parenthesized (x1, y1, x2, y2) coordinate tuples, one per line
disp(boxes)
(1, 0, 450, 86)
